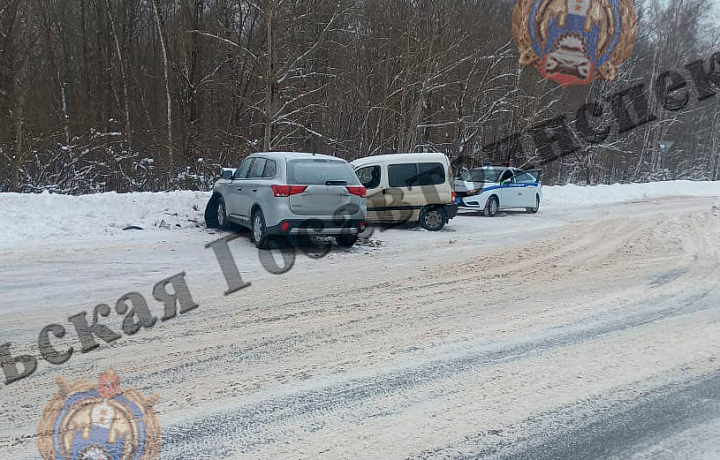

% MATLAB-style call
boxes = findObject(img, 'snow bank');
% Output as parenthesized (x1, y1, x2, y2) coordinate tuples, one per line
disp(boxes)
(1, 181, 719, 246)
(542, 180, 720, 208)
(0, 191, 210, 246)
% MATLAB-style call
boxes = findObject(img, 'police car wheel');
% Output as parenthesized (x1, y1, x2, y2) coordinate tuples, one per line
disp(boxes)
(485, 196, 499, 217)
(526, 195, 540, 213)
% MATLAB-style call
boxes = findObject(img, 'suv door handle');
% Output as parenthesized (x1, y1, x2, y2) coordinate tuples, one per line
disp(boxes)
(252, 189, 257, 193)
(236, 188, 243, 192)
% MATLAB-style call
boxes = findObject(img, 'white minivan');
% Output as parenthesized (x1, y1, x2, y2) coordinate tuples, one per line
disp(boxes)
(351, 153, 458, 231)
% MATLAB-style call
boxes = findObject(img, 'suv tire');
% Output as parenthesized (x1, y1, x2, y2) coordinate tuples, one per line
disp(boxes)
(216, 196, 231, 230)
(204, 194, 220, 229)
(336, 233, 359, 247)
(252, 209, 269, 249)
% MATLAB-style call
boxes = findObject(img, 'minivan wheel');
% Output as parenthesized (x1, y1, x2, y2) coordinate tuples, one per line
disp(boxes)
(335, 233, 359, 247)
(252, 209, 269, 249)
(419, 206, 446, 231)
(216, 196, 230, 229)
(526, 195, 540, 213)
(484, 196, 499, 217)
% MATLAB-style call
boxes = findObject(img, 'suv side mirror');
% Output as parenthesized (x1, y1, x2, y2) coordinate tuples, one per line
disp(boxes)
(221, 169, 233, 180)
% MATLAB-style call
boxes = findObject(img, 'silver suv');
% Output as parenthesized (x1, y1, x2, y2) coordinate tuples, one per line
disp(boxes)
(205, 152, 367, 248)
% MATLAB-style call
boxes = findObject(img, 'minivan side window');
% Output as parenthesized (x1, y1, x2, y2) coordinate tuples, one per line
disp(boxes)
(248, 158, 267, 178)
(417, 162, 445, 186)
(235, 158, 254, 179)
(388, 162, 445, 187)
(356, 165, 381, 189)
(262, 160, 277, 178)
(388, 163, 418, 187)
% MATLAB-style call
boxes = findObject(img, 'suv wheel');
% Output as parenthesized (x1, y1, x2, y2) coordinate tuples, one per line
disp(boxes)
(484, 196, 499, 217)
(335, 233, 359, 247)
(216, 196, 230, 229)
(419, 206, 446, 231)
(204, 195, 220, 228)
(526, 195, 540, 213)
(252, 209, 269, 249)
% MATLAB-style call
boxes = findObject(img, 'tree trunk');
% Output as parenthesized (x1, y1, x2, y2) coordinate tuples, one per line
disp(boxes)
(105, 0, 132, 150)
(152, 0, 174, 168)
(10, 0, 33, 192)
(263, 0, 275, 151)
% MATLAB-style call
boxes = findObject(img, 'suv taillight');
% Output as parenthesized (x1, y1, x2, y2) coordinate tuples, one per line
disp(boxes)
(272, 184, 308, 197)
(346, 186, 367, 198)
(451, 191, 456, 202)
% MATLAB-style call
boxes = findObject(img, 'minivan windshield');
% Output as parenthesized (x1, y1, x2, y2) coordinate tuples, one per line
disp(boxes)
(287, 159, 360, 185)
(460, 168, 502, 183)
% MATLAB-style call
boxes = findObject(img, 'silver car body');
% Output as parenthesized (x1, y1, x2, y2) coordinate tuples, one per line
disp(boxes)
(212, 152, 367, 235)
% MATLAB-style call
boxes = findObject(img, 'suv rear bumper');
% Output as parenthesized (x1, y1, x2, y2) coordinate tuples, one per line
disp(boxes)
(267, 219, 366, 236)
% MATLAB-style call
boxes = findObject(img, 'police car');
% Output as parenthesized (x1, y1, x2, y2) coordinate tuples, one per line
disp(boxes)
(454, 164, 542, 216)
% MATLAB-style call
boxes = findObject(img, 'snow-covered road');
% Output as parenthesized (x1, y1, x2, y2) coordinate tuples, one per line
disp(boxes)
(1, 187, 720, 459)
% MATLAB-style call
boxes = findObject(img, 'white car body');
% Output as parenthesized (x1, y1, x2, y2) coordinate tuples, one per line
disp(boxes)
(454, 166, 542, 213)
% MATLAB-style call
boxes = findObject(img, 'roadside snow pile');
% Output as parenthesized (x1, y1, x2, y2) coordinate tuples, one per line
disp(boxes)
(0, 191, 210, 245)
(1, 181, 719, 246)
(542, 180, 720, 208)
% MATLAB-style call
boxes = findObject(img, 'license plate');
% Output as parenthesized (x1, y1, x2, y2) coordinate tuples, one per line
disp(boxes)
(455, 197, 462, 204)
(314, 195, 341, 203)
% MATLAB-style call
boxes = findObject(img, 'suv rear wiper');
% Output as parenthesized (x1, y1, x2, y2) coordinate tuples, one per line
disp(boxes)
(325, 180, 348, 186)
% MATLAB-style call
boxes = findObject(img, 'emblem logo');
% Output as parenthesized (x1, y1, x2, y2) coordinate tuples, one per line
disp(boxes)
(512, 0, 638, 85)
(38, 370, 161, 460)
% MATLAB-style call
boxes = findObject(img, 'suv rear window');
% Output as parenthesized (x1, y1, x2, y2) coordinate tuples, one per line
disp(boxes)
(287, 159, 360, 185)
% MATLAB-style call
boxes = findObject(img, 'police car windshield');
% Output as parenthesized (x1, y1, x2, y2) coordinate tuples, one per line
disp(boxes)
(460, 169, 503, 183)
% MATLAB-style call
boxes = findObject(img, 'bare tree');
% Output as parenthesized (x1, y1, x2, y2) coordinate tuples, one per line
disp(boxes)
(152, 0, 174, 169)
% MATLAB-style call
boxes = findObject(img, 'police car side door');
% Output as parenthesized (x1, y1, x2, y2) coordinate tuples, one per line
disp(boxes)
(499, 168, 521, 208)
(512, 170, 541, 207)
